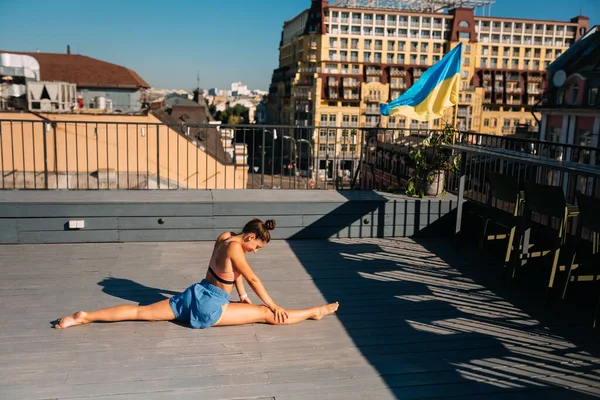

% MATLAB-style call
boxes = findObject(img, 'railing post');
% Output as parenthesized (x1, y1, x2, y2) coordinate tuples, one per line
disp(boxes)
(261, 126, 265, 189)
(156, 125, 160, 189)
(42, 122, 49, 189)
(455, 175, 466, 235)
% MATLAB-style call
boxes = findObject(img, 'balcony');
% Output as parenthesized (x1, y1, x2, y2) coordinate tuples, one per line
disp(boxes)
(390, 82, 407, 89)
(343, 93, 360, 100)
(366, 68, 382, 76)
(295, 91, 312, 100)
(390, 68, 406, 77)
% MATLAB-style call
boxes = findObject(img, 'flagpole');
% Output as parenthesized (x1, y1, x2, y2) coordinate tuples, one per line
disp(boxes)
(453, 71, 460, 144)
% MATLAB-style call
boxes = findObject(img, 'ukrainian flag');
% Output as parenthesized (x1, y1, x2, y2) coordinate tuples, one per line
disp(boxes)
(380, 42, 462, 121)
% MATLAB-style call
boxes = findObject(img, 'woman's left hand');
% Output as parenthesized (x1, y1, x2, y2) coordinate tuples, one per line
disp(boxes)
(239, 293, 252, 304)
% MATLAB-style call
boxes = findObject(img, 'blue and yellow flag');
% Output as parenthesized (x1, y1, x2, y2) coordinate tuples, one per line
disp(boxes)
(380, 42, 462, 121)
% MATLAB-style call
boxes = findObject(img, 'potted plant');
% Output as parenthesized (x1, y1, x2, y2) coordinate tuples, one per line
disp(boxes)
(405, 124, 460, 198)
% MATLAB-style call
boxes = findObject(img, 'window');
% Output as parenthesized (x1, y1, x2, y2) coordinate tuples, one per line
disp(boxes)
(556, 88, 565, 105)
(483, 118, 490, 127)
(458, 32, 471, 39)
(458, 21, 470, 28)
(588, 88, 598, 106)
(570, 83, 579, 105)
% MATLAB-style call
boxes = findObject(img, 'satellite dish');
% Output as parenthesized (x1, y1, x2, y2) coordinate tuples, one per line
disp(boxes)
(553, 70, 567, 87)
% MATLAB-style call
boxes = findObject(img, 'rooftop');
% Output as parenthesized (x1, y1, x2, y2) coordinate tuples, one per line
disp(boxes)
(3, 236, 600, 398)
(0, 50, 150, 89)
(330, 0, 495, 13)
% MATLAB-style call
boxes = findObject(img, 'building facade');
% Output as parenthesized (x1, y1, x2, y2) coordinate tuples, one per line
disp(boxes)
(268, 0, 590, 176)
(0, 47, 150, 113)
(536, 25, 600, 195)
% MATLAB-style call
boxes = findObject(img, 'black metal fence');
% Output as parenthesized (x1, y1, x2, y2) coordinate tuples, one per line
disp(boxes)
(0, 119, 366, 190)
(454, 132, 600, 204)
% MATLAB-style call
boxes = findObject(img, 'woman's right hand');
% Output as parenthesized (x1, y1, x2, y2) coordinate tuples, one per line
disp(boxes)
(270, 304, 289, 324)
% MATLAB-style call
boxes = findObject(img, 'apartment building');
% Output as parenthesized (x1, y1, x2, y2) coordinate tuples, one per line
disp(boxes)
(537, 25, 600, 198)
(268, 0, 590, 171)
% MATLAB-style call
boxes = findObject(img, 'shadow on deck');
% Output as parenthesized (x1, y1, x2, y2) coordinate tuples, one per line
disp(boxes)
(283, 191, 600, 399)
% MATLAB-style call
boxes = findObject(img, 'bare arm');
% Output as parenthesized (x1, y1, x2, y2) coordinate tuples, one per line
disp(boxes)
(234, 274, 250, 303)
(227, 242, 279, 310)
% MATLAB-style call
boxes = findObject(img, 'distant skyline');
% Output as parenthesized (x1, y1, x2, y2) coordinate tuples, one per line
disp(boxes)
(2, 0, 598, 91)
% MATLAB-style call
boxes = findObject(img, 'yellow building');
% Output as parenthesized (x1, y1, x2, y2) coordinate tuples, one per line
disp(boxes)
(268, 0, 590, 161)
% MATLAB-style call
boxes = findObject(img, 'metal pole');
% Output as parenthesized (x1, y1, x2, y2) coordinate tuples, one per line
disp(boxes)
(261, 126, 265, 189)
(42, 122, 49, 189)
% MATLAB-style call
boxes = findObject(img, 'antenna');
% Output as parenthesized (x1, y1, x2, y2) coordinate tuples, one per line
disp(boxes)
(197, 71, 200, 91)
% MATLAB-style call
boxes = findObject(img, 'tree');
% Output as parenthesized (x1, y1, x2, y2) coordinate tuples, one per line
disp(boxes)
(216, 104, 249, 124)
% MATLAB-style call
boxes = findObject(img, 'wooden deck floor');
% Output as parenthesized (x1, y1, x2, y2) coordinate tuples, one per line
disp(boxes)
(2, 237, 600, 399)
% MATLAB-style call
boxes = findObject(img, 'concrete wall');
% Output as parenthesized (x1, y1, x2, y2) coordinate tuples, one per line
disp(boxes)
(0, 113, 247, 189)
(0, 190, 457, 244)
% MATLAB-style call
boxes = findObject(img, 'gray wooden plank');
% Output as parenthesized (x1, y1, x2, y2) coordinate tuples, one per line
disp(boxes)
(213, 215, 303, 229)
(0, 189, 214, 203)
(212, 201, 386, 216)
(17, 230, 120, 243)
(0, 218, 18, 243)
(17, 217, 119, 231)
(118, 228, 222, 242)
(211, 189, 388, 203)
(0, 203, 214, 218)
(118, 216, 213, 230)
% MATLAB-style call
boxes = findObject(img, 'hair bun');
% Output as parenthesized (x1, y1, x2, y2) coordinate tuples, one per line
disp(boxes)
(264, 219, 276, 231)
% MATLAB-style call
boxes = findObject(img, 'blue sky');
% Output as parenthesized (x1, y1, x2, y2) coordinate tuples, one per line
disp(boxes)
(2, 0, 598, 91)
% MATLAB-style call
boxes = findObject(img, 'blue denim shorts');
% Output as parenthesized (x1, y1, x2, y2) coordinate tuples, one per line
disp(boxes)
(169, 280, 231, 329)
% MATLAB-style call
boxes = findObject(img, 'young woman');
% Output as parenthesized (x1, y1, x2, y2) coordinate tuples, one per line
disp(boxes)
(54, 218, 339, 329)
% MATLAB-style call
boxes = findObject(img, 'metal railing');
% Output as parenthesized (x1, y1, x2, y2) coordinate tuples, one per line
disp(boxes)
(362, 129, 600, 237)
(0, 119, 366, 191)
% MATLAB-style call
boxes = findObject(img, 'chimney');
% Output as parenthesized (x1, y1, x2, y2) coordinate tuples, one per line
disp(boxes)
(67, 45, 71, 55)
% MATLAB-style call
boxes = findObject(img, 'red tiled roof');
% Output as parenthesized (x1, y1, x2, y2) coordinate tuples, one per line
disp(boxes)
(1, 51, 150, 89)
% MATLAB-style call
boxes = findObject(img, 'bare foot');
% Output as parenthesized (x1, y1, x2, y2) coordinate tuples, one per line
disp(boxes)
(54, 311, 87, 329)
(312, 302, 339, 320)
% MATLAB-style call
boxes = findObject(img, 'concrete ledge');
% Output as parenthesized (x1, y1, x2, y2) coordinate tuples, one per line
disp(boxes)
(0, 190, 458, 244)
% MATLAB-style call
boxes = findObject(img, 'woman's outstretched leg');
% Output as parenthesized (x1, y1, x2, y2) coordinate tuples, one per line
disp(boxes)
(213, 301, 339, 327)
(54, 299, 175, 329)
